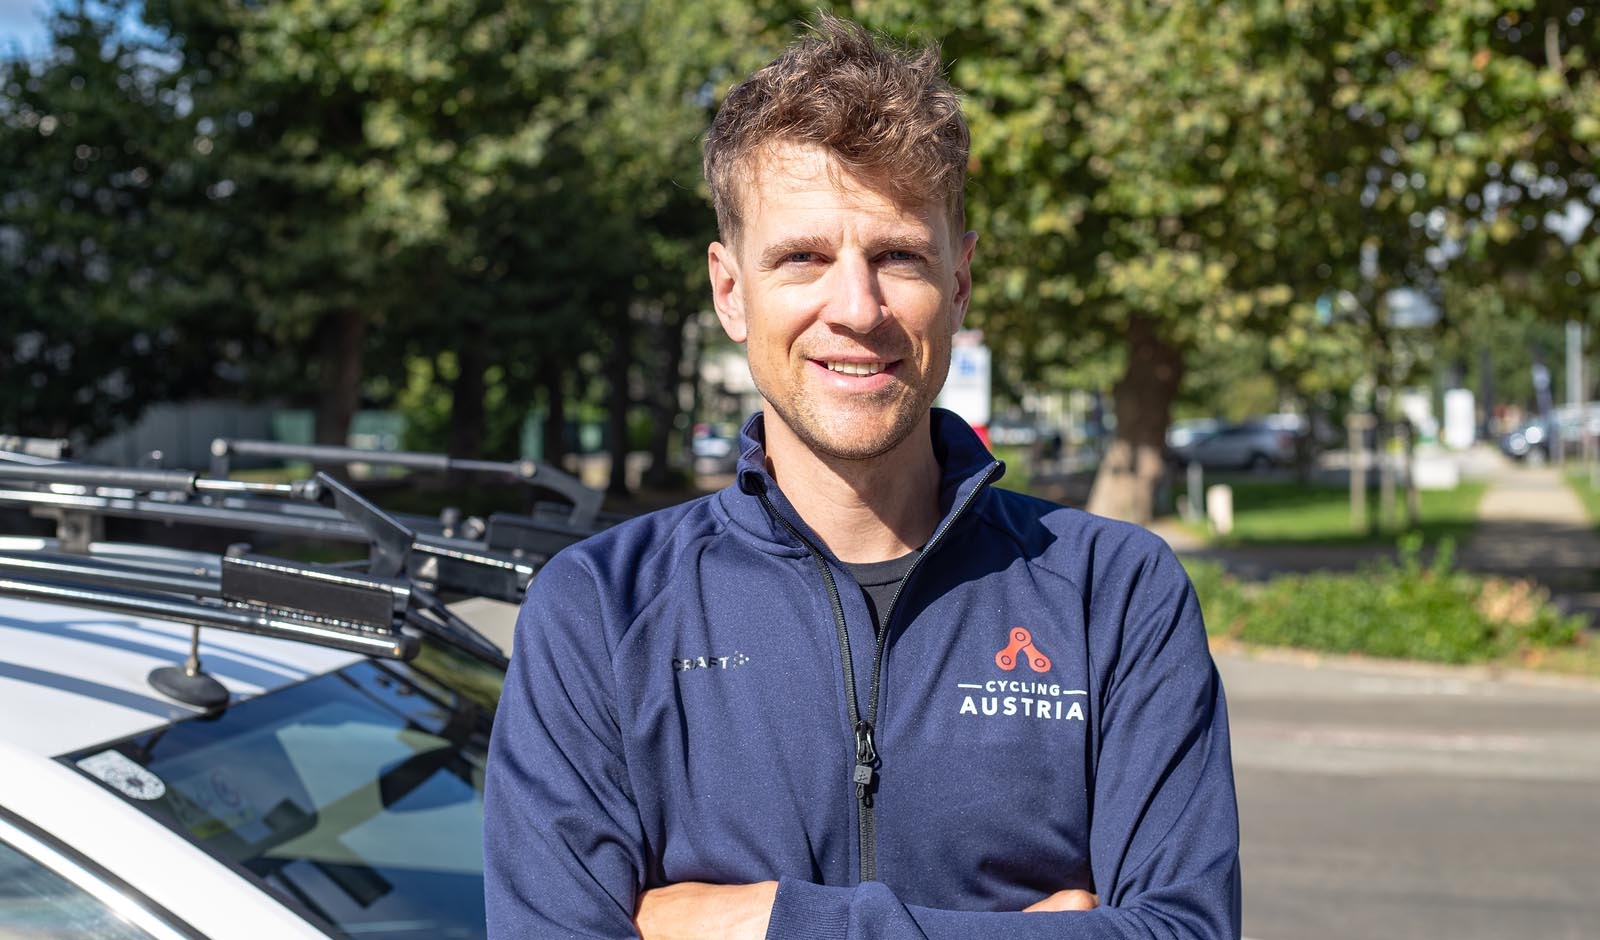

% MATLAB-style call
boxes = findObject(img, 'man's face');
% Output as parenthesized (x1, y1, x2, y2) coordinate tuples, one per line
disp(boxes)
(708, 142, 977, 463)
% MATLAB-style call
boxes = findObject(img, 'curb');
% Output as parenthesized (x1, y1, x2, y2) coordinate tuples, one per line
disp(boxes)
(1209, 638, 1600, 692)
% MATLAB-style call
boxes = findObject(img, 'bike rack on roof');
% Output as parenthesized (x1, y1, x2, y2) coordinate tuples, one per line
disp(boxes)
(0, 549, 416, 658)
(0, 462, 544, 605)
(0, 436, 71, 463)
(0, 463, 515, 692)
(208, 438, 605, 530)
(0, 546, 418, 709)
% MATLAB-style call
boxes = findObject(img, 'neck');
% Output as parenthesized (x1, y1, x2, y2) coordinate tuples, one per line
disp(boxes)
(760, 411, 943, 564)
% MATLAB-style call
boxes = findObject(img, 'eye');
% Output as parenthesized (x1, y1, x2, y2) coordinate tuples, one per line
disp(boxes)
(785, 251, 821, 264)
(882, 249, 924, 264)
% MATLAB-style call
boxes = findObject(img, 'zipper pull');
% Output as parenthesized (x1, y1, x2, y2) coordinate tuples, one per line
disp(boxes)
(853, 720, 878, 799)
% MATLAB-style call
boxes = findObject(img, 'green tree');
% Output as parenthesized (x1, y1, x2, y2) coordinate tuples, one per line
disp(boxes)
(0, 2, 256, 441)
(140, 0, 787, 485)
(142, 0, 583, 446)
(559, 0, 809, 490)
(13, 0, 1595, 500)
(854, 0, 1598, 523)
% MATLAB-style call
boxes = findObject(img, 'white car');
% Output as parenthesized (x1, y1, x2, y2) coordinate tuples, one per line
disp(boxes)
(0, 459, 531, 940)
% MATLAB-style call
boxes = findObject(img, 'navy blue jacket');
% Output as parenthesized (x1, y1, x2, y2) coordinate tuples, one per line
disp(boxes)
(485, 409, 1240, 938)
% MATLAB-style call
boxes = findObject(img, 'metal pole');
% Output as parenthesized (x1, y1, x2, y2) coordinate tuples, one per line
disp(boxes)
(1187, 460, 1204, 522)
(1347, 414, 1374, 533)
(1567, 321, 1584, 409)
(1566, 320, 1584, 464)
(1378, 423, 1396, 531)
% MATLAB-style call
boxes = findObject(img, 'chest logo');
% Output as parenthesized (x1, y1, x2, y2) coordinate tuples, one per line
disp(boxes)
(995, 627, 1051, 673)
(955, 627, 1085, 722)
(671, 651, 750, 673)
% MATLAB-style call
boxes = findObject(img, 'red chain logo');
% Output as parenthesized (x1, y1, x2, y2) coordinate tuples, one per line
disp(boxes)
(995, 627, 1051, 673)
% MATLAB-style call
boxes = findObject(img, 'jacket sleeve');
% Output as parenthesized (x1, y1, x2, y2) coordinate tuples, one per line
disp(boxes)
(484, 552, 646, 939)
(762, 543, 1241, 940)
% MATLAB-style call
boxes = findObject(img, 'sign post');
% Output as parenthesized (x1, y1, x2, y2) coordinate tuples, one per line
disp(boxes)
(937, 330, 992, 448)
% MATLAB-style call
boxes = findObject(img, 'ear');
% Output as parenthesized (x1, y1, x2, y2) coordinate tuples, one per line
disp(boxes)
(708, 241, 747, 343)
(950, 230, 978, 332)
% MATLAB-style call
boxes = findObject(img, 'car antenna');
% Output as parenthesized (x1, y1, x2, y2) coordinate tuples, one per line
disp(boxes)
(146, 542, 254, 709)
(149, 624, 231, 709)
(0, 466, 427, 709)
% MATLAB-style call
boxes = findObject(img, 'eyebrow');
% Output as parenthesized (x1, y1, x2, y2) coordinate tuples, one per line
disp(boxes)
(757, 234, 943, 269)
(759, 235, 833, 269)
(876, 235, 942, 262)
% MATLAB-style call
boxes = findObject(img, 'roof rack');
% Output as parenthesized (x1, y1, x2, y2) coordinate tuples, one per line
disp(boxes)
(0, 549, 415, 659)
(0, 545, 418, 709)
(0, 435, 71, 463)
(0, 463, 513, 673)
(208, 438, 605, 529)
(0, 463, 545, 604)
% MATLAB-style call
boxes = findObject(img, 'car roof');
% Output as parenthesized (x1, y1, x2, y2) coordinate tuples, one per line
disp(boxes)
(0, 538, 360, 757)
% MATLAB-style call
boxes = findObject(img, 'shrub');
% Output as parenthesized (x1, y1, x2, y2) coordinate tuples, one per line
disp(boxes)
(1183, 559, 1251, 637)
(1184, 536, 1586, 664)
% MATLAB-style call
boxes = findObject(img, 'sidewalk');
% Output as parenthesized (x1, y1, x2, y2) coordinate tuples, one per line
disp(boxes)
(1145, 451, 1600, 627)
(1456, 460, 1600, 624)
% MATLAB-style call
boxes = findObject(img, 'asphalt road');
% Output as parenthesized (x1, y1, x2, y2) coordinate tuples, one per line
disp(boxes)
(1219, 649, 1600, 940)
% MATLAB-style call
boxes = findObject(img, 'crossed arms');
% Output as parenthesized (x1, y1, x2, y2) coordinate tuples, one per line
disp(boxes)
(483, 547, 1241, 940)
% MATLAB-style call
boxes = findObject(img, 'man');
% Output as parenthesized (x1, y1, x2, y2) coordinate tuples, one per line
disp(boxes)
(485, 15, 1240, 939)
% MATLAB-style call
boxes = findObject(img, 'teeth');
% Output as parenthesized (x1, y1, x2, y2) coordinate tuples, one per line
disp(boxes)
(825, 361, 887, 377)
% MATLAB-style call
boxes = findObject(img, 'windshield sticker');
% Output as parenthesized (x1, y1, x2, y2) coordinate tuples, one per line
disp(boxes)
(77, 750, 168, 801)
(169, 767, 257, 838)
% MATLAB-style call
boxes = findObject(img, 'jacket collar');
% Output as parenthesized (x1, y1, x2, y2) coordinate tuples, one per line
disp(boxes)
(718, 408, 1003, 559)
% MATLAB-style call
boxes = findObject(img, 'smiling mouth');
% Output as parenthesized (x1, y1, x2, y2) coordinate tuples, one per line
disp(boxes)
(822, 361, 890, 377)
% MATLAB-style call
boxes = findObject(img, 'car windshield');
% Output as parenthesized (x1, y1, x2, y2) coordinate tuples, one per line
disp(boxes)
(62, 653, 497, 940)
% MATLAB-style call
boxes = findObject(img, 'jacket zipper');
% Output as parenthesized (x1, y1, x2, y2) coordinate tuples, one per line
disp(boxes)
(754, 489, 874, 875)
(755, 461, 999, 883)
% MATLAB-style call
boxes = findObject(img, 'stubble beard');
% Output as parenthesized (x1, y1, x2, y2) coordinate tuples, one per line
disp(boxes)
(755, 361, 947, 463)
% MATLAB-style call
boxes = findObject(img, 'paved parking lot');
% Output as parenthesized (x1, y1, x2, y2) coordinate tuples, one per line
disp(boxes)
(1220, 649, 1600, 940)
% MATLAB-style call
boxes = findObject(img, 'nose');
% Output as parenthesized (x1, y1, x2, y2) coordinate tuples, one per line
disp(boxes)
(821, 254, 887, 334)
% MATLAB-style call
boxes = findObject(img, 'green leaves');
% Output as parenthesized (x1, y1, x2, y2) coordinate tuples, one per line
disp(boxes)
(6, 0, 1596, 468)
(1187, 538, 1585, 665)
(0, 2, 248, 438)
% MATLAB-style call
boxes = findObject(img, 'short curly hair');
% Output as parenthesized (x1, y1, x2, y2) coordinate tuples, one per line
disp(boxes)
(703, 14, 969, 243)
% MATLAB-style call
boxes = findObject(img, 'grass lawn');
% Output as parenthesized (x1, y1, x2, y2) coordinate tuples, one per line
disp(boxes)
(989, 445, 1033, 494)
(1565, 470, 1600, 530)
(1176, 478, 1487, 547)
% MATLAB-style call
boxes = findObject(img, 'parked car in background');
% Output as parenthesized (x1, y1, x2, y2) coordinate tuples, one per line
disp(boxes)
(1498, 417, 1551, 463)
(987, 416, 1064, 460)
(691, 422, 740, 474)
(1165, 418, 1223, 452)
(987, 416, 1059, 448)
(1171, 416, 1305, 471)
(1498, 404, 1600, 463)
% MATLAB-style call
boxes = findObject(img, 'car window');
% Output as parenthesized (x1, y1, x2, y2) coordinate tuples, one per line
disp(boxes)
(64, 659, 492, 940)
(0, 832, 188, 940)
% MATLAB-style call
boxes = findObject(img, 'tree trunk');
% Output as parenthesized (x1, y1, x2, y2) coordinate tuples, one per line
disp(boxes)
(313, 309, 366, 446)
(605, 318, 632, 497)
(449, 326, 487, 459)
(539, 361, 567, 466)
(1085, 315, 1184, 525)
(643, 303, 688, 490)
